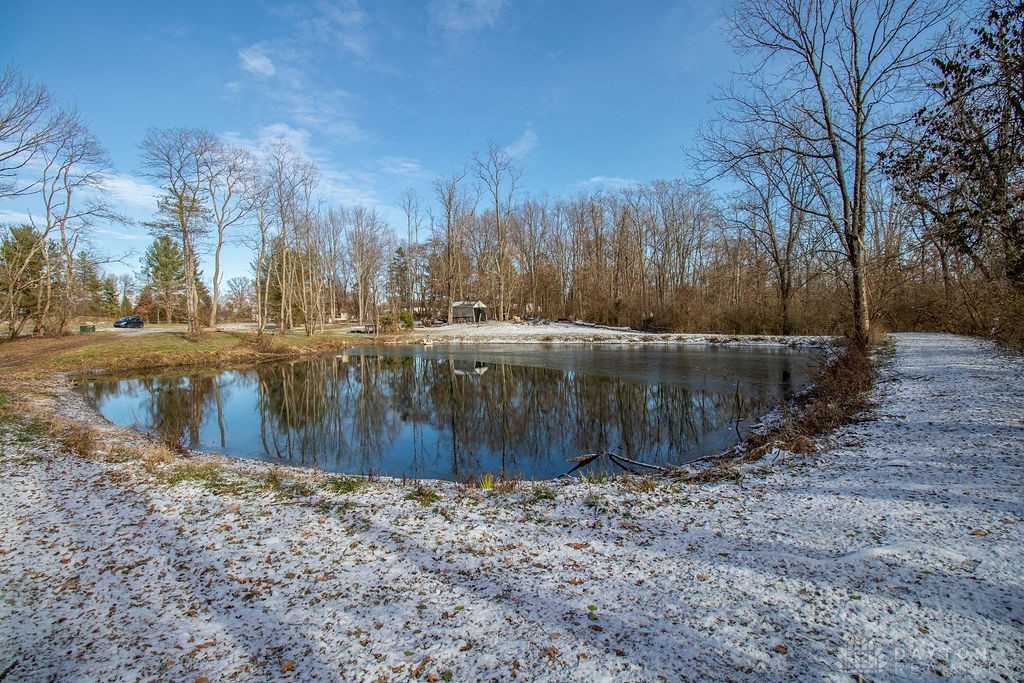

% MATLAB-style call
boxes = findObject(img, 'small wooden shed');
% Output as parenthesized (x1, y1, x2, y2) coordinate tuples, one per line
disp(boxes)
(451, 300, 487, 323)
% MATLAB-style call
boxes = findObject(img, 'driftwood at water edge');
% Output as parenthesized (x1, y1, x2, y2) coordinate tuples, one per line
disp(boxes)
(562, 450, 669, 477)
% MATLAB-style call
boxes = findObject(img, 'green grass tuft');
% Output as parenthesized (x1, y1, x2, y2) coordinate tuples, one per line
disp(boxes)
(405, 485, 442, 506)
(326, 475, 367, 494)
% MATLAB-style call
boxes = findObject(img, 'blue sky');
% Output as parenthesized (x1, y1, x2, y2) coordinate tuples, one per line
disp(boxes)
(1, 0, 734, 282)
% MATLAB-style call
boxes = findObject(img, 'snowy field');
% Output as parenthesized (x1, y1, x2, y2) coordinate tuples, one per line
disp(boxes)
(0, 333, 1021, 681)
(417, 320, 825, 347)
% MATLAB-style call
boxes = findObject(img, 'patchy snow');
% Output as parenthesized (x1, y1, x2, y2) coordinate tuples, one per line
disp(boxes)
(0, 333, 1021, 681)
(413, 320, 826, 348)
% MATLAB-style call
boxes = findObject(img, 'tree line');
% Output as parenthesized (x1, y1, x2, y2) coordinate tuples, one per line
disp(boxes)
(2, 0, 1021, 347)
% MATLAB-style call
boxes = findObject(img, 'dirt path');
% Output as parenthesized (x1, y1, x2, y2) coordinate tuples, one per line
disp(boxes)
(0, 333, 114, 371)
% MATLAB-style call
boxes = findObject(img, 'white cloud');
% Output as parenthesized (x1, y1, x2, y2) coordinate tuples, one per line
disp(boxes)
(505, 128, 538, 160)
(578, 176, 642, 190)
(428, 0, 505, 33)
(220, 125, 399, 228)
(378, 156, 428, 179)
(100, 174, 160, 209)
(305, 0, 374, 59)
(239, 44, 276, 77)
(223, 123, 316, 160)
(0, 209, 33, 225)
(257, 123, 314, 155)
(94, 228, 148, 242)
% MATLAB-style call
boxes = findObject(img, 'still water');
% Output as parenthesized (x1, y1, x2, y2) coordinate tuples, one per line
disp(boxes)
(79, 344, 817, 481)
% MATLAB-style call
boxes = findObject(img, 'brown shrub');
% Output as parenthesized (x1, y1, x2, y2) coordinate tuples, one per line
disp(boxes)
(58, 423, 96, 458)
(738, 334, 876, 463)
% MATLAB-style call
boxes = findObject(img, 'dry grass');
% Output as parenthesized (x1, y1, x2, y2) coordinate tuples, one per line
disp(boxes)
(674, 334, 877, 483)
(742, 335, 876, 462)
(1, 329, 362, 380)
(57, 423, 97, 458)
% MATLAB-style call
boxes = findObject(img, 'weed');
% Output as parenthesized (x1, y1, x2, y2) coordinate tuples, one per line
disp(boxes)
(286, 480, 316, 498)
(58, 424, 96, 458)
(0, 390, 11, 423)
(405, 485, 442, 506)
(138, 445, 175, 474)
(687, 464, 744, 484)
(326, 475, 367, 494)
(249, 333, 278, 353)
(163, 461, 244, 494)
(263, 466, 284, 490)
(622, 476, 657, 493)
(259, 466, 317, 497)
(480, 472, 497, 490)
(165, 461, 225, 486)
(524, 485, 557, 505)
(583, 493, 608, 512)
(579, 469, 614, 484)
(100, 446, 136, 463)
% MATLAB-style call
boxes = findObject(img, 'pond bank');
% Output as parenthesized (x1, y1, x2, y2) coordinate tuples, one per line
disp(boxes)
(1, 333, 1021, 681)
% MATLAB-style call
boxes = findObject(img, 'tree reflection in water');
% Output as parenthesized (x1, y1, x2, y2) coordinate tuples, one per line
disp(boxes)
(81, 346, 814, 481)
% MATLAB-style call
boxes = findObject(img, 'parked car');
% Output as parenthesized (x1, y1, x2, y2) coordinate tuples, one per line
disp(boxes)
(113, 315, 144, 328)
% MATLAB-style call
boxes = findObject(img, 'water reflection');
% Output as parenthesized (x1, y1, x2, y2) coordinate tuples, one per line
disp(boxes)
(79, 345, 816, 481)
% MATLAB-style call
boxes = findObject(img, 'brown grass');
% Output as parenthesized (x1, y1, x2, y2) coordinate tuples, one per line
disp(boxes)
(677, 334, 877, 482)
(57, 422, 97, 458)
(743, 335, 876, 461)
(0, 329, 364, 379)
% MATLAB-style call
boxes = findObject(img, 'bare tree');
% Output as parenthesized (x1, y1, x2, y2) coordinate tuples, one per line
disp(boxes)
(33, 112, 113, 335)
(225, 276, 254, 321)
(713, 0, 955, 344)
(0, 67, 65, 200)
(138, 127, 217, 338)
(347, 206, 391, 327)
(202, 142, 259, 327)
(265, 141, 319, 333)
(474, 142, 522, 320)
(399, 187, 423, 316)
(432, 166, 471, 324)
(513, 194, 552, 319)
(727, 132, 822, 334)
(247, 180, 275, 338)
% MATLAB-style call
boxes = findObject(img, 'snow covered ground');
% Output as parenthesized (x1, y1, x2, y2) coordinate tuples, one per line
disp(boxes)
(0, 333, 1021, 681)
(416, 320, 825, 347)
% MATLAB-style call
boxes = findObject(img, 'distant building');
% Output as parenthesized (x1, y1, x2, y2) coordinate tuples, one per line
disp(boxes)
(451, 300, 487, 323)
(452, 359, 489, 377)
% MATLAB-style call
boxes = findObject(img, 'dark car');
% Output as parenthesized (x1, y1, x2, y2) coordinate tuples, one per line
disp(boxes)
(113, 316, 144, 329)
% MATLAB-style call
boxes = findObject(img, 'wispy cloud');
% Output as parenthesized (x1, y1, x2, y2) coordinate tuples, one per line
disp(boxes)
(301, 0, 374, 59)
(578, 176, 642, 191)
(0, 209, 32, 225)
(505, 128, 538, 160)
(228, 7, 368, 144)
(238, 44, 276, 77)
(221, 124, 398, 226)
(222, 123, 315, 160)
(378, 156, 429, 179)
(95, 228, 148, 242)
(101, 174, 161, 209)
(428, 0, 506, 33)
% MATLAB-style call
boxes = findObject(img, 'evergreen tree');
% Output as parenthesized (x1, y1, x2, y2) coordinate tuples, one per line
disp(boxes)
(141, 235, 186, 323)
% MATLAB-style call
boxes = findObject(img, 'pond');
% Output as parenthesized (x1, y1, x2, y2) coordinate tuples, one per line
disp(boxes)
(78, 344, 818, 481)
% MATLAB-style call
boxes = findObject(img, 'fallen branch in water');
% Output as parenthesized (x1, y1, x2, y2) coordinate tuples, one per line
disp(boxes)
(608, 452, 669, 473)
(563, 450, 668, 477)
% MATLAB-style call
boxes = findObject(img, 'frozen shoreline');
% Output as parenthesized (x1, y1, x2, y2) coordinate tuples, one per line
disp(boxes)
(413, 320, 828, 348)
(0, 333, 1021, 681)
